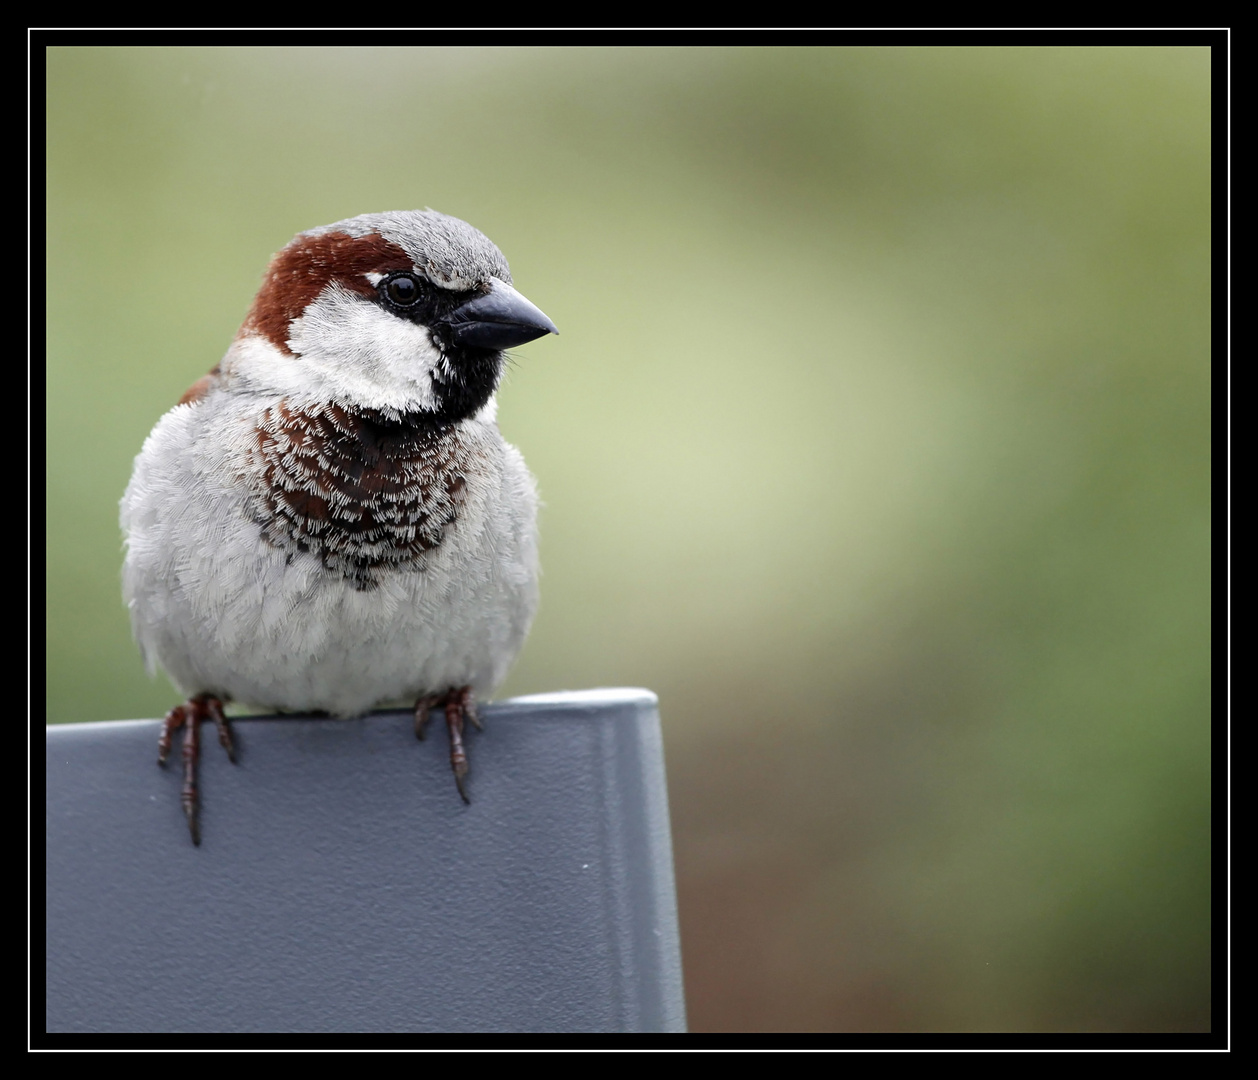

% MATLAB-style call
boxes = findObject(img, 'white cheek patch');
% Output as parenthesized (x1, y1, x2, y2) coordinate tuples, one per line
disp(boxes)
(277, 283, 445, 411)
(224, 335, 310, 398)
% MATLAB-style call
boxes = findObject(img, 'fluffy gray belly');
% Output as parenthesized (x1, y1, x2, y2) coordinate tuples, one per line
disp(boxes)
(121, 399, 539, 716)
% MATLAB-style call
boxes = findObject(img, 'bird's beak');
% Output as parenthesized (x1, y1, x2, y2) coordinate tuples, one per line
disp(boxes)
(442, 279, 558, 350)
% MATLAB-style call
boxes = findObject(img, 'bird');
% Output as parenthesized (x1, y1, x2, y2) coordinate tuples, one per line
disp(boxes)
(120, 210, 557, 844)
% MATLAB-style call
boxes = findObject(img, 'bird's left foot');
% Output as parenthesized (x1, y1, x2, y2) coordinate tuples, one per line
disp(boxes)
(414, 687, 481, 803)
(158, 693, 236, 845)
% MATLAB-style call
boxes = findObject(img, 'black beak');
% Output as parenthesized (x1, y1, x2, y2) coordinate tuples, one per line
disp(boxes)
(442, 279, 558, 351)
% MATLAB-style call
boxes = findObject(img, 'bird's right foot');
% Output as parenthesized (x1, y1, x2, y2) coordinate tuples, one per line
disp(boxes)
(158, 693, 237, 845)
(414, 687, 481, 804)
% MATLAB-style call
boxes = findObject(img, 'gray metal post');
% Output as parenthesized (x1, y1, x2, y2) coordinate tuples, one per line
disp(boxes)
(46, 688, 686, 1034)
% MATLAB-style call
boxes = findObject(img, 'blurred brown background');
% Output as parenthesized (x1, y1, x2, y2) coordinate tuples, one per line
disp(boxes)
(45, 45, 1212, 1032)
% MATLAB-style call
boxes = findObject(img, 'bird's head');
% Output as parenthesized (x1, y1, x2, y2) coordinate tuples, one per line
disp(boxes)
(221, 210, 557, 423)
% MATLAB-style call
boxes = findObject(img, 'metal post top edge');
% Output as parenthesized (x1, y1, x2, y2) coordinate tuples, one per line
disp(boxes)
(47, 687, 659, 732)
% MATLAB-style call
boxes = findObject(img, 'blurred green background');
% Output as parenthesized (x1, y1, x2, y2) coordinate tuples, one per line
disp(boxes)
(46, 46, 1211, 1033)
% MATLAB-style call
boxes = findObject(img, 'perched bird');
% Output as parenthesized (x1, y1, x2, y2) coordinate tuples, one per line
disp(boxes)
(120, 210, 556, 844)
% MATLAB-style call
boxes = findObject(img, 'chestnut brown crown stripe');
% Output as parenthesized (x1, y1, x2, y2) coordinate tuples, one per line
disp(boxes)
(238, 231, 414, 357)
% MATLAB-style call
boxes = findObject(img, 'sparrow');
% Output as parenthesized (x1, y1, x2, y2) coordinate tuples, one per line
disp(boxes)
(120, 210, 556, 844)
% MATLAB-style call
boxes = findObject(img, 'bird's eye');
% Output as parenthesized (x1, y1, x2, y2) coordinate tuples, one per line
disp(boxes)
(384, 274, 422, 306)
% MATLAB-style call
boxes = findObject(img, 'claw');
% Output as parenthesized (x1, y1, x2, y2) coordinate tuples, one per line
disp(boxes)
(157, 705, 180, 767)
(414, 687, 479, 804)
(464, 696, 482, 732)
(181, 702, 202, 844)
(446, 694, 471, 805)
(414, 694, 439, 741)
(157, 693, 236, 846)
(204, 695, 236, 764)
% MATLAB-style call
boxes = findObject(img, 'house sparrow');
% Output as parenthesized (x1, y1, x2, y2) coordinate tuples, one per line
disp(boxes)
(120, 210, 556, 844)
